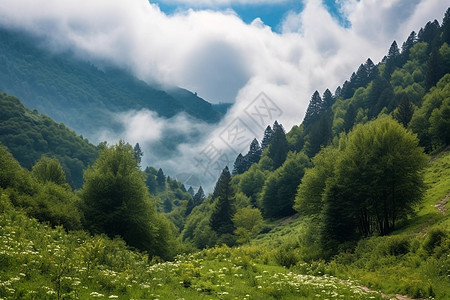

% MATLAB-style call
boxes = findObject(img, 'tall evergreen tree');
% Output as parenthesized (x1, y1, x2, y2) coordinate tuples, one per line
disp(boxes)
(394, 96, 415, 128)
(383, 41, 401, 79)
(268, 121, 289, 169)
(343, 104, 356, 133)
(426, 48, 444, 89)
(322, 89, 334, 109)
(193, 186, 205, 206)
(232, 153, 247, 175)
(364, 58, 377, 80)
(245, 138, 262, 167)
(418, 20, 441, 51)
(210, 167, 236, 235)
(261, 125, 274, 151)
(303, 91, 323, 125)
(443, 8, 450, 44)
(401, 31, 417, 63)
(156, 168, 166, 191)
(133, 143, 143, 165)
(334, 86, 342, 99)
(187, 186, 195, 197)
(355, 64, 369, 87)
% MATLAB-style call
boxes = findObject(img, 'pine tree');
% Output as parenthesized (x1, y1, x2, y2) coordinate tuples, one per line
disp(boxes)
(383, 41, 401, 79)
(156, 168, 166, 191)
(133, 143, 143, 165)
(187, 186, 195, 197)
(365, 58, 377, 80)
(394, 96, 414, 128)
(343, 104, 356, 133)
(401, 31, 417, 62)
(193, 186, 205, 206)
(261, 125, 274, 151)
(268, 121, 289, 169)
(322, 89, 334, 109)
(355, 64, 369, 87)
(210, 167, 236, 235)
(426, 48, 444, 89)
(303, 91, 323, 125)
(232, 153, 247, 175)
(443, 8, 450, 44)
(245, 138, 262, 167)
(334, 86, 342, 98)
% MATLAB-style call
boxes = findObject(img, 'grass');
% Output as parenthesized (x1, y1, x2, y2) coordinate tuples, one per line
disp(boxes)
(0, 150, 448, 299)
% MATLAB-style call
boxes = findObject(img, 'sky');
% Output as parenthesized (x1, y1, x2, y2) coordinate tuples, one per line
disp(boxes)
(0, 0, 448, 190)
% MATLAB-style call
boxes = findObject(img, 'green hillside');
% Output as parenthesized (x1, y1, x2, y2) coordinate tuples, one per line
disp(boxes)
(0, 93, 98, 188)
(0, 27, 222, 137)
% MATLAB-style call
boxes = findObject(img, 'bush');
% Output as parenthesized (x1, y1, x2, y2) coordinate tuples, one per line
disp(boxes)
(423, 227, 447, 254)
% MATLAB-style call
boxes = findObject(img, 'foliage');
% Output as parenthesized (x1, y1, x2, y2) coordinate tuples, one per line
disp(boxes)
(32, 155, 67, 186)
(233, 207, 263, 244)
(0, 93, 98, 188)
(81, 141, 176, 259)
(210, 167, 236, 238)
(260, 151, 311, 218)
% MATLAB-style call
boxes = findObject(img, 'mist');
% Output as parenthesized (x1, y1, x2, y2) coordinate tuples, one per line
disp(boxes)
(0, 0, 447, 190)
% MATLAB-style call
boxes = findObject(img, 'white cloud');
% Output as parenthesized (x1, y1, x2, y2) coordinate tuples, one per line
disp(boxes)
(0, 0, 447, 190)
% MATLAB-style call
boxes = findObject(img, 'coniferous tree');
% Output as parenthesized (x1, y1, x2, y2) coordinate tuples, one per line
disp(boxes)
(193, 186, 205, 206)
(418, 20, 441, 50)
(401, 31, 417, 62)
(343, 104, 357, 133)
(383, 41, 401, 79)
(156, 168, 166, 191)
(334, 86, 342, 98)
(322, 89, 334, 110)
(364, 58, 377, 80)
(443, 8, 450, 44)
(261, 125, 274, 151)
(133, 143, 143, 165)
(245, 138, 262, 167)
(232, 153, 247, 175)
(210, 167, 236, 235)
(303, 91, 323, 125)
(268, 121, 289, 169)
(355, 64, 369, 87)
(187, 186, 195, 197)
(426, 48, 444, 89)
(394, 96, 415, 128)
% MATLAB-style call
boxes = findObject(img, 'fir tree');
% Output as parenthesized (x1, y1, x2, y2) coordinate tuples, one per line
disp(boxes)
(268, 121, 289, 169)
(156, 168, 166, 191)
(383, 41, 401, 79)
(303, 91, 323, 125)
(443, 8, 450, 44)
(245, 138, 262, 167)
(232, 153, 247, 175)
(394, 96, 415, 128)
(210, 167, 236, 235)
(322, 89, 334, 110)
(193, 186, 205, 206)
(261, 125, 274, 151)
(187, 186, 195, 197)
(133, 143, 143, 165)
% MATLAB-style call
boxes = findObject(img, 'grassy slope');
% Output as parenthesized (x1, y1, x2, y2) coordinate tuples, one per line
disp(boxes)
(0, 151, 448, 299)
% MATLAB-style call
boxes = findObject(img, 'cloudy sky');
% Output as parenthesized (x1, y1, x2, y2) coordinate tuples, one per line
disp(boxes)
(0, 0, 448, 190)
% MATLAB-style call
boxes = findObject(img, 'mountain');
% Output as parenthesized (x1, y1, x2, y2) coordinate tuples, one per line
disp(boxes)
(0, 27, 223, 139)
(0, 92, 98, 188)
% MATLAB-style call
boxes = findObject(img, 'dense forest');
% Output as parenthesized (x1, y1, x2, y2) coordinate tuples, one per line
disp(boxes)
(0, 6, 449, 300)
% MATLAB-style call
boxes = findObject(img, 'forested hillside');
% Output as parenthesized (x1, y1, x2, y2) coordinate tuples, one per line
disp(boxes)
(0, 6, 449, 300)
(0, 27, 223, 137)
(0, 93, 98, 188)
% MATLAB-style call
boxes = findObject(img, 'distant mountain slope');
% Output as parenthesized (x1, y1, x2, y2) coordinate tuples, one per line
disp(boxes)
(0, 92, 98, 188)
(0, 27, 222, 138)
